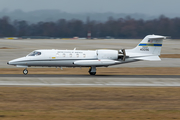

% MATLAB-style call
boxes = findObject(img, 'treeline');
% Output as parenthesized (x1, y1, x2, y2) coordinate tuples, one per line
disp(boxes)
(0, 15, 180, 38)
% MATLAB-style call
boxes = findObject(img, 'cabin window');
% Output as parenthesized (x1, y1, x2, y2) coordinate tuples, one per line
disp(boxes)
(83, 54, 86, 58)
(63, 53, 66, 57)
(76, 54, 79, 58)
(28, 51, 41, 56)
(69, 53, 72, 57)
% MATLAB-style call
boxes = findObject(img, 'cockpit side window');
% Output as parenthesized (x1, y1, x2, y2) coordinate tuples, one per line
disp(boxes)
(28, 51, 41, 56)
(35, 52, 41, 56)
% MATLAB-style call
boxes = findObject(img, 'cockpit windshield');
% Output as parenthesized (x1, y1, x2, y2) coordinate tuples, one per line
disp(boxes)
(28, 51, 41, 56)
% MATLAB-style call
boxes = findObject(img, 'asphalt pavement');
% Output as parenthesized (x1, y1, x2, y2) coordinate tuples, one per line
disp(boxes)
(0, 74, 180, 87)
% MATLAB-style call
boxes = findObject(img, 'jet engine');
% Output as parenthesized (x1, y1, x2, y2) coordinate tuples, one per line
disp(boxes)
(96, 49, 126, 61)
(96, 50, 118, 60)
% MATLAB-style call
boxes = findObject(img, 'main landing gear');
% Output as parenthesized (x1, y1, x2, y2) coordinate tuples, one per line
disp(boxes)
(89, 66, 96, 75)
(23, 69, 28, 75)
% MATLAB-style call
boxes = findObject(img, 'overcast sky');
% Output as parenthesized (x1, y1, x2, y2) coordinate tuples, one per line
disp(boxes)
(0, 0, 179, 15)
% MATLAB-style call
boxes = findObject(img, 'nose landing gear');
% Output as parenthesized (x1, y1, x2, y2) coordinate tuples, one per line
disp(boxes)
(23, 69, 28, 75)
(89, 66, 96, 75)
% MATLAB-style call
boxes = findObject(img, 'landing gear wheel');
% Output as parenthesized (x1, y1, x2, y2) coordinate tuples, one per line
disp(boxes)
(23, 69, 28, 75)
(88, 66, 96, 75)
(89, 72, 96, 75)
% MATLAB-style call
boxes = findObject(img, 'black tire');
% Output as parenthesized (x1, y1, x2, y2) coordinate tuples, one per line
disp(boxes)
(23, 69, 28, 75)
(89, 72, 96, 75)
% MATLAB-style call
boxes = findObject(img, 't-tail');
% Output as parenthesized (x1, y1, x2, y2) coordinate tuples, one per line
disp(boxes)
(125, 35, 167, 61)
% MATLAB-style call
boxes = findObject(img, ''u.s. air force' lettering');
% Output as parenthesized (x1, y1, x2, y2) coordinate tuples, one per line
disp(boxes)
(140, 47, 149, 51)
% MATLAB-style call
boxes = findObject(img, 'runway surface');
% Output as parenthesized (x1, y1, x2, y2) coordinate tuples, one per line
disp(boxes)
(0, 74, 180, 87)
(0, 74, 180, 78)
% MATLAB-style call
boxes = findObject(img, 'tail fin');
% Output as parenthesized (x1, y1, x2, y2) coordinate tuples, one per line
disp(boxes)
(131, 35, 166, 56)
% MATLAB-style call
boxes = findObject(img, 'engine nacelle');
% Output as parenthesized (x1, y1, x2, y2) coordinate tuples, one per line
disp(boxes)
(96, 50, 118, 60)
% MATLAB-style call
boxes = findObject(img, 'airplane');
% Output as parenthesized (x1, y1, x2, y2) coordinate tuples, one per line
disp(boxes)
(7, 35, 166, 75)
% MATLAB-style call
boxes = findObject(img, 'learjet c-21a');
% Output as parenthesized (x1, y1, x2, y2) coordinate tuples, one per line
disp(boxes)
(7, 35, 166, 75)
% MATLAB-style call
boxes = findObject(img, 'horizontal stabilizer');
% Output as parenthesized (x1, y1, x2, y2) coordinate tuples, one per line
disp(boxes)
(134, 56, 161, 61)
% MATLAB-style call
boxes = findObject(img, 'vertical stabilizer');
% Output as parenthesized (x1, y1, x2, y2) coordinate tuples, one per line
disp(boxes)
(130, 35, 166, 56)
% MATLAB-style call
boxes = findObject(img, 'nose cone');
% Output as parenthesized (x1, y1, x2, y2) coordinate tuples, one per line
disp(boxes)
(7, 57, 27, 66)
(7, 60, 16, 65)
(7, 60, 14, 65)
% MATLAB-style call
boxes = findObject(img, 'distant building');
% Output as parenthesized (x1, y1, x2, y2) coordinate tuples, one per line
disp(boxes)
(87, 32, 91, 39)
(5, 37, 19, 40)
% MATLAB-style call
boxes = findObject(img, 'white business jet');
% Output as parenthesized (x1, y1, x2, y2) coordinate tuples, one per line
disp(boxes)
(7, 35, 166, 75)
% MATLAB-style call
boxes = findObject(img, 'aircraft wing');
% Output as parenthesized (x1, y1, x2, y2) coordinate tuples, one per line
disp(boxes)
(73, 59, 119, 66)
